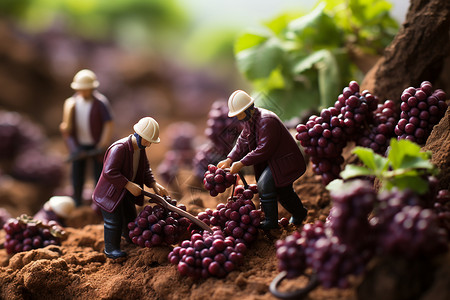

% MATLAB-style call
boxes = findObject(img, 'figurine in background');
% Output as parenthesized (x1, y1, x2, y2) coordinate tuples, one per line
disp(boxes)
(218, 90, 307, 229)
(92, 117, 168, 259)
(33, 196, 75, 226)
(60, 69, 114, 206)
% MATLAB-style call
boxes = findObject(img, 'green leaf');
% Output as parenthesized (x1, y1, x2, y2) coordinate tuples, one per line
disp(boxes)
(287, 2, 344, 49)
(389, 175, 430, 194)
(316, 50, 340, 109)
(254, 84, 320, 120)
(236, 38, 284, 80)
(326, 179, 345, 192)
(388, 138, 432, 170)
(353, 146, 388, 172)
(400, 155, 434, 170)
(234, 31, 270, 53)
(340, 165, 375, 180)
(264, 12, 303, 37)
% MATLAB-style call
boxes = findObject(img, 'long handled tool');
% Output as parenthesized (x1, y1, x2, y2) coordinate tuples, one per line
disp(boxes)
(141, 190, 212, 233)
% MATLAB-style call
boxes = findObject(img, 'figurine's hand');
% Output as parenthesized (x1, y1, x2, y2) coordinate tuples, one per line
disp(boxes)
(217, 158, 232, 169)
(59, 123, 69, 135)
(151, 182, 169, 197)
(230, 161, 244, 174)
(125, 181, 142, 197)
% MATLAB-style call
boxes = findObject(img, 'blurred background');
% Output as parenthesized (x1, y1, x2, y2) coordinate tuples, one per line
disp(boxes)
(0, 0, 407, 216)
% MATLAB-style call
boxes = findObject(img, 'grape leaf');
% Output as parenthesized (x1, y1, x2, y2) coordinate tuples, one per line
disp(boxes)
(236, 38, 284, 80)
(352, 147, 388, 172)
(387, 139, 430, 170)
(340, 165, 375, 179)
(386, 174, 430, 195)
(287, 2, 344, 49)
(343, 139, 438, 194)
(234, 31, 270, 54)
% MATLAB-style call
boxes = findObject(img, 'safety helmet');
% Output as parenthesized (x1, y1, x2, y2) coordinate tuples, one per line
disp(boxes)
(48, 196, 75, 218)
(71, 69, 99, 90)
(133, 117, 161, 144)
(227, 90, 255, 117)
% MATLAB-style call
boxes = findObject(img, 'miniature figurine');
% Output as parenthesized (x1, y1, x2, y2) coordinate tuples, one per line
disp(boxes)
(60, 69, 114, 206)
(217, 90, 307, 229)
(33, 196, 75, 226)
(92, 117, 169, 259)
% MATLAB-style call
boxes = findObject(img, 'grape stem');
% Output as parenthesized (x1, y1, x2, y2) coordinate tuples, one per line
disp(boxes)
(141, 190, 213, 233)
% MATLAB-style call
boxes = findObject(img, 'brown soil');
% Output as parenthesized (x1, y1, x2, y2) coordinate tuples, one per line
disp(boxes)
(1, 110, 449, 300)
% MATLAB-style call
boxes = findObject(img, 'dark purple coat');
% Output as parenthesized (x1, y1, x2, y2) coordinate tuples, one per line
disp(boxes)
(228, 108, 306, 187)
(69, 91, 113, 146)
(92, 135, 155, 212)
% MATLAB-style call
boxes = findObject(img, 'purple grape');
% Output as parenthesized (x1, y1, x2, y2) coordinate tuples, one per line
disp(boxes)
(396, 82, 448, 144)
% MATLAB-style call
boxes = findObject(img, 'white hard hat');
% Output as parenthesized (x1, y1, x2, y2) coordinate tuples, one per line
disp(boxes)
(48, 196, 75, 218)
(133, 117, 161, 144)
(71, 69, 99, 90)
(228, 90, 255, 117)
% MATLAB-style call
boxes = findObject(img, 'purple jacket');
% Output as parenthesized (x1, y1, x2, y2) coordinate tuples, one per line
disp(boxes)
(228, 108, 306, 187)
(69, 91, 113, 146)
(92, 135, 155, 212)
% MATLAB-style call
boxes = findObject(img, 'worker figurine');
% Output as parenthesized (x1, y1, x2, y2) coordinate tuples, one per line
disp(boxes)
(218, 90, 307, 229)
(92, 117, 169, 259)
(33, 196, 75, 227)
(60, 69, 114, 207)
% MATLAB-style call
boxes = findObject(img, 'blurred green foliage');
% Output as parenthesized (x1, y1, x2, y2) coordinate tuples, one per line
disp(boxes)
(1, 0, 188, 50)
(234, 0, 399, 120)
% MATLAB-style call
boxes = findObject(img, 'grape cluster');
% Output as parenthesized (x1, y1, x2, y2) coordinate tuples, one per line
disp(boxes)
(276, 220, 370, 288)
(205, 100, 244, 155)
(3, 215, 64, 255)
(11, 150, 64, 187)
(296, 81, 378, 184)
(0, 111, 44, 159)
(198, 184, 261, 244)
(374, 188, 448, 258)
(308, 234, 369, 289)
(202, 165, 237, 197)
(434, 190, 450, 237)
(0, 110, 64, 187)
(168, 228, 247, 278)
(357, 99, 398, 155)
(395, 81, 448, 144)
(328, 180, 377, 247)
(157, 122, 196, 184)
(128, 199, 191, 247)
(275, 178, 450, 290)
(193, 101, 243, 180)
(337, 82, 378, 136)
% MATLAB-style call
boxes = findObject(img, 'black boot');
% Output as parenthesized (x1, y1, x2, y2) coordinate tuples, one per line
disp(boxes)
(260, 198, 279, 230)
(277, 187, 307, 225)
(104, 227, 126, 259)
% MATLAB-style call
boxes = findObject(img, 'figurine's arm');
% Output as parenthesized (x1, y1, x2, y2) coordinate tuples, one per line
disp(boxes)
(125, 181, 142, 196)
(97, 120, 114, 150)
(60, 97, 75, 137)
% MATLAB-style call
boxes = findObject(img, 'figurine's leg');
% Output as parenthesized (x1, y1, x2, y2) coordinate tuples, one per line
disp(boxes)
(277, 185, 307, 225)
(101, 204, 126, 259)
(121, 195, 137, 243)
(258, 167, 279, 229)
(72, 156, 86, 206)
